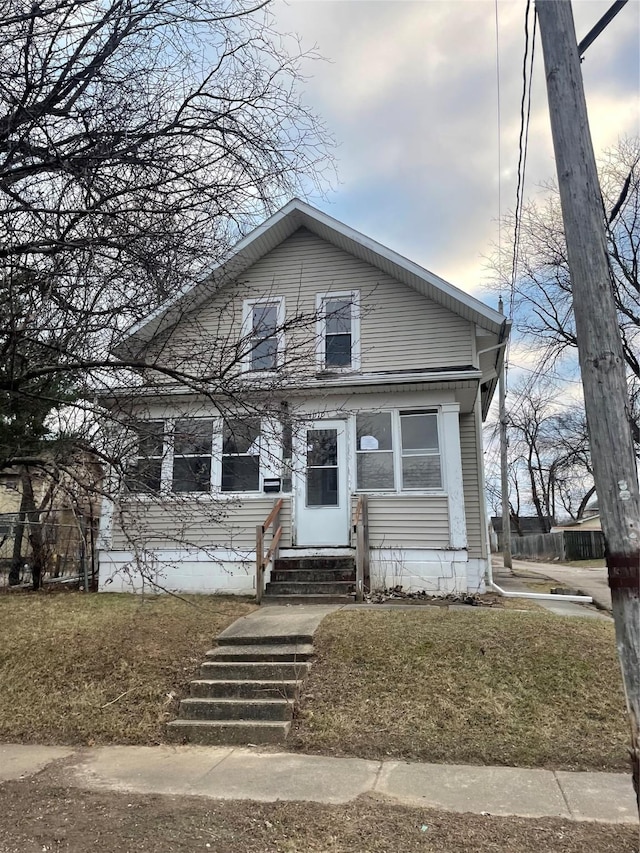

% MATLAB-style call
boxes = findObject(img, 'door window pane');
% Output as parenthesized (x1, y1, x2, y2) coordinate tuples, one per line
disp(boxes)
(307, 467, 338, 506)
(306, 429, 337, 466)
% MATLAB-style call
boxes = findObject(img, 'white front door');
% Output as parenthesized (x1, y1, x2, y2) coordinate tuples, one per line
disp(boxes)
(294, 420, 350, 546)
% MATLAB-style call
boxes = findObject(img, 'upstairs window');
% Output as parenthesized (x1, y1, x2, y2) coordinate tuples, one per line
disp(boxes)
(126, 421, 164, 493)
(172, 419, 213, 492)
(317, 291, 360, 370)
(242, 298, 284, 372)
(222, 418, 261, 492)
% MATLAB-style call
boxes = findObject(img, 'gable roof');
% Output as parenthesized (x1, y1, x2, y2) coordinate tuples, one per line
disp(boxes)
(115, 199, 509, 354)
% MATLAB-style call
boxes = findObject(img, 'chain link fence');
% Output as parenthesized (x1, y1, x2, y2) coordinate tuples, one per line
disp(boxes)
(0, 510, 98, 591)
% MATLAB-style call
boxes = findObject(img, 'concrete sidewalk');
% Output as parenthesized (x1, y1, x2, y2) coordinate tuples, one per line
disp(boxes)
(0, 743, 636, 825)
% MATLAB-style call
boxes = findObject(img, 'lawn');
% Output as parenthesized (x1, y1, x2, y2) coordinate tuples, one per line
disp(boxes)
(0, 592, 255, 745)
(289, 609, 629, 772)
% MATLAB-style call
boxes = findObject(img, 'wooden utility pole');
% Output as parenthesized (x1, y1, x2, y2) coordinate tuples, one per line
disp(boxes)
(536, 0, 640, 808)
(498, 297, 512, 570)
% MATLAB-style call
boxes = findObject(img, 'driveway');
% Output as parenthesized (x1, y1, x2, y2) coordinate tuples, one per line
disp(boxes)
(492, 555, 611, 610)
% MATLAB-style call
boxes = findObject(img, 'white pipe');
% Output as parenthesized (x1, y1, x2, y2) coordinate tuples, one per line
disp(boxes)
(487, 559, 593, 603)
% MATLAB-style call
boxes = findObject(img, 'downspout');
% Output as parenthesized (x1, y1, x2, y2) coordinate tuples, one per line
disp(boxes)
(486, 557, 592, 603)
(479, 323, 593, 604)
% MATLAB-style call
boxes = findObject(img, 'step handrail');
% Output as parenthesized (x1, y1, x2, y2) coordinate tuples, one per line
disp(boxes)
(354, 494, 370, 602)
(256, 497, 284, 604)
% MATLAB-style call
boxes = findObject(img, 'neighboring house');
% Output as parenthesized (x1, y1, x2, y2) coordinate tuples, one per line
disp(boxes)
(0, 452, 102, 584)
(552, 514, 601, 532)
(490, 515, 555, 552)
(98, 200, 510, 597)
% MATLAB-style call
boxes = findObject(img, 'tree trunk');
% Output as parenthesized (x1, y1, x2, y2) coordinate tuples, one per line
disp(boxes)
(20, 473, 46, 590)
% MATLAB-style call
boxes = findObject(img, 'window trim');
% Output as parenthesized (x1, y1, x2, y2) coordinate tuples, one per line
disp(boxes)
(354, 409, 444, 494)
(241, 296, 285, 373)
(316, 290, 361, 372)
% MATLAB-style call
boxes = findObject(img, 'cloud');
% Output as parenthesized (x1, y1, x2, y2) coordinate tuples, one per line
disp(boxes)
(274, 0, 639, 294)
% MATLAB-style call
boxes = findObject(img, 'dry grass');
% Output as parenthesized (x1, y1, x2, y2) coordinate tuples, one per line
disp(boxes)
(290, 609, 629, 772)
(0, 592, 255, 745)
(1, 784, 638, 853)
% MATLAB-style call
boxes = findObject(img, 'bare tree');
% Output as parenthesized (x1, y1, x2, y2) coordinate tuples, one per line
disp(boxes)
(492, 138, 640, 434)
(0, 0, 331, 463)
(485, 378, 595, 530)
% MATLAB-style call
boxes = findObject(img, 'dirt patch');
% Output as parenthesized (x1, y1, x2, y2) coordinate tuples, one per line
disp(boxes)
(0, 780, 636, 853)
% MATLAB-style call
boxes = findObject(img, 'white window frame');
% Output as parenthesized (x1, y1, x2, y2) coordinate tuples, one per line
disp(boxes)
(220, 416, 263, 494)
(170, 418, 216, 494)
(398, 410, 442, 492)
(125, 416, 291, 498)
(354, 409, 444, 495)
(316, 290, 361, 371)
(241, 296, 285, 373)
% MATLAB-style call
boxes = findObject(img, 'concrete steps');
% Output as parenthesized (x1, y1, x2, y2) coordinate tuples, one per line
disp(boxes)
(263, 556, 356, 605)
(167, 633, 314, 745)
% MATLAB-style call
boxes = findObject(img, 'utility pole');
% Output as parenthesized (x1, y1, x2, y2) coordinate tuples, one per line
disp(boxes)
(498, 297, 512, 570)
(536, 0, 640, 808)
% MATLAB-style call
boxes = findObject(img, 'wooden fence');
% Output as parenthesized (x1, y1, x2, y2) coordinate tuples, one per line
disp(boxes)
(511, 529, 605, 561)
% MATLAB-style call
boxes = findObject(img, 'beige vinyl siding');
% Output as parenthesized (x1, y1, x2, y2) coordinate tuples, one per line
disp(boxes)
(112, 497, 291, 552)
(152, 228, 473, 376)
(460, 411, 485, 558)
(352, 495, 450, 548)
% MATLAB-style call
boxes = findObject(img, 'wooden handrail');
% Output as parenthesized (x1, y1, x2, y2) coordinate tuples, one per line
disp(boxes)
(262, 498, 283, 534)
(256, 498, 284, 604)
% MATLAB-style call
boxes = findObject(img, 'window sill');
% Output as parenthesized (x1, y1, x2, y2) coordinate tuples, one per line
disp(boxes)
(354, 490, 447, 498)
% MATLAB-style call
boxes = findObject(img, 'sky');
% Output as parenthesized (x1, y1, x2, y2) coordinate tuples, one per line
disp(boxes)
(272, 0, 640, 305)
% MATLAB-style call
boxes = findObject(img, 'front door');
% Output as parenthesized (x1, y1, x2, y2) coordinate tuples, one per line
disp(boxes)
(294, 420, 349, 546)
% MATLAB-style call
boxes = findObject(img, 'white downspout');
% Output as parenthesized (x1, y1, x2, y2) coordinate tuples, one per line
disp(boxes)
(486, 558, 593, 603)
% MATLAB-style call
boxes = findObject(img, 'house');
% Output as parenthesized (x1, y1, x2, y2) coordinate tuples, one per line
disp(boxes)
(98, 200, 510, 599)
(489, 515, 555, 552)
(0, 450, 102, 587)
